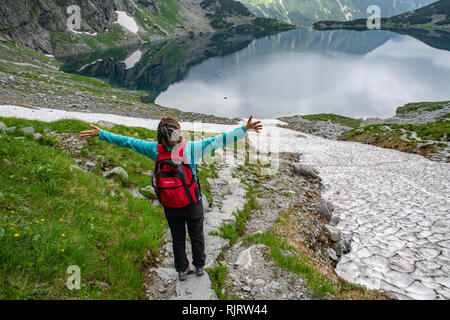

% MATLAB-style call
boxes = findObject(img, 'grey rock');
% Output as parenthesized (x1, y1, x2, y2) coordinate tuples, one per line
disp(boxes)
(96, 120, 115, 128)
(242, 286, 252, 292)
(324, 224, 341, 242)
(0, 121, 6, 132)
(140, 185, 157, 198)
(6, 126, 16, 133)
(84, 161, 97, 170)
(70, 164, 82, 171)
(14, 136, 25, 140)
(130, 188, 146, 199)
(104, 167, 128, 180)
(330, 215, 340, 226)
(332, 240, 344, 257)
(314, 200, 334, 222)
(328, 248, 338, 261)
(32, 133, 43, 140)
(19, 126, 35, 135)
(292, 164, 320, 179)
(341, 234, 352, 253)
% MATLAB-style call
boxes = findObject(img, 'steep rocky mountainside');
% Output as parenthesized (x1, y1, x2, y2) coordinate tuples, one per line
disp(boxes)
(237, 0, 437, 25)
(0, 0, 293, 56)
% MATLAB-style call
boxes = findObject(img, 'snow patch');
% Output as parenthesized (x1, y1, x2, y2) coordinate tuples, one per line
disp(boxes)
(123, 50, 142, 70)
(115, 11, 139, 34)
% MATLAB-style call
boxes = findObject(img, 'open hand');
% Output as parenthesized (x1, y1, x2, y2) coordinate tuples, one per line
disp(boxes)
(80, 124, 100, 139)
(245, 115, 263, 133)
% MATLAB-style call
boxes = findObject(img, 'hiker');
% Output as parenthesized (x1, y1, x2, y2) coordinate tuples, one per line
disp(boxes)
(80, 116, 263, 280)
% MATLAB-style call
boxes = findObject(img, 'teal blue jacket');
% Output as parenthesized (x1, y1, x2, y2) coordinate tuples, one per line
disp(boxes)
(98, 126, 248, 198)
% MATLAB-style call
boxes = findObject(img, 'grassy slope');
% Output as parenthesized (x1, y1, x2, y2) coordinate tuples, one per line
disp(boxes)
(300, 114, 362, 128)
(51, 0, 188, 54)
(341, 101, 450, 157)
(341, 122, 449, 156)
(0, 116, 217, 299)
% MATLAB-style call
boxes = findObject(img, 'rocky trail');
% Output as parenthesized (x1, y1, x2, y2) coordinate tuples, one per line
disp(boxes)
(0, 105, 449, 300)
(145, 153, 248, 300)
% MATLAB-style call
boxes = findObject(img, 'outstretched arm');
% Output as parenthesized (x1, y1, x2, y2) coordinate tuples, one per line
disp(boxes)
(80, 124, 158, 160)
(187, 116, 263, 164)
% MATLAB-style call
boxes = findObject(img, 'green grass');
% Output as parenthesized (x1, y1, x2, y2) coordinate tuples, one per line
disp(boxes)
(244, 230, 386, 299)
(0, 116, 224, 299)
(244, 232, 336, 298)
(0, 119, 167, 299)
(205, 265, 229, 300)
(396, 101, 450, 115)
(345, 122, 450, 142)
(300, 114, 362, 128)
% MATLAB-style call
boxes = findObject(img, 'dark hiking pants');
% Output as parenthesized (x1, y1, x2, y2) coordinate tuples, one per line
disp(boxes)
(163, 199, 206, 272)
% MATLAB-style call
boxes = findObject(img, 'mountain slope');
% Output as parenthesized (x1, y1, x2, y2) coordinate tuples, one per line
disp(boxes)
(237, 0, 437, 25)
(313, 0, 450, 50)
(0, 0, 294, 56)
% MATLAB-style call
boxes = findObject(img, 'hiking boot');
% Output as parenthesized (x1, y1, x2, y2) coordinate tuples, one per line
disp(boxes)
(195, 267, 204, 277)
(178, 267, 190, 281)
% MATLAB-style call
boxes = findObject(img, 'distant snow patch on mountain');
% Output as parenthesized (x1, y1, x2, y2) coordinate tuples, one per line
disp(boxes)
(115, 11, 139, 34)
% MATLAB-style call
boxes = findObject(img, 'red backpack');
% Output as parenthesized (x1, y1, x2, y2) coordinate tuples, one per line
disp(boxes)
(152, 142, 201, 208)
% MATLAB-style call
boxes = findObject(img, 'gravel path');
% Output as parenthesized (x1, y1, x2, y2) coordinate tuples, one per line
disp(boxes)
(1, 105, 448, 300)
(254, 120, 450, 300)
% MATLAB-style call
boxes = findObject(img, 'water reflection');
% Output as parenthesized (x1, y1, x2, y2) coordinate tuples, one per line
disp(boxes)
(156, 29, 450, 118)
(59, 28, 450, 119)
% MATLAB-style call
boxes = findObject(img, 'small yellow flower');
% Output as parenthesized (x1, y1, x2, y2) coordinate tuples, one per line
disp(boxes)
(10, 210, 15, 214)
(10, 223, 15, 226)
(13, 233, 19, 237)
(61, 249, 65, 252)
(40, 218, 45, 222)
(59, 218, 63, 222)
(35, 220, 39, 224)
(61, 234, 65, 237)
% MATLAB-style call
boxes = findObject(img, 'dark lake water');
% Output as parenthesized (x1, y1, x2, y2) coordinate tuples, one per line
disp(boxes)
(60, 28, 450, 119)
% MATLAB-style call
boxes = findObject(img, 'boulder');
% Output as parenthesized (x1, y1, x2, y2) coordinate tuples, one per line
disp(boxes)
(84, 161, 97, 171)
(327, 248, 338, 261)
(324, 224, 341, 242)
(314, 200, 334, 222)
(129, 188, 146, 199)
(292, 163, 320, 179)
(332, 240, 344, 257)
(20, 126, 35, 135)
(96, 120, 115, 129)
(32, 133, 43, 141)
(140, 185, 157, 199)
(330, 215, 340, 226)
(104, 167, 128, 180)
(341, 234, 352, 253)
